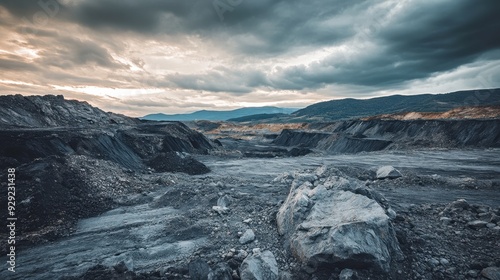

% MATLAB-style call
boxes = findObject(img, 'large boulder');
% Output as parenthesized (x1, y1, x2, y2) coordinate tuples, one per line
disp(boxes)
(277, 168, 402, 272)
(240, 250, 279, 280)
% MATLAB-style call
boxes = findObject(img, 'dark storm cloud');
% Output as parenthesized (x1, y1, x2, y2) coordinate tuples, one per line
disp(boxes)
(164, 66, 270, 93)
(66, 0, 361, 56)
(1, 0, 499, 103)
(381, 1, 500, 72)
(0, 0, 54, 17)
(269, 0, 500, 89)
(1, 0, 346, 56)
(70, 0, 213, 33)
(214, 0, 362, 56)
(168, 72, 251, 94)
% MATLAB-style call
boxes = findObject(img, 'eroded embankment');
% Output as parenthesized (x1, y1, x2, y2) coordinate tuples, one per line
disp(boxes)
(273, 119, 500, 153)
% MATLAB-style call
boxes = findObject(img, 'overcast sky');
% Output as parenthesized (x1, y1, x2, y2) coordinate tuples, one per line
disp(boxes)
(0, 0, 499, 116)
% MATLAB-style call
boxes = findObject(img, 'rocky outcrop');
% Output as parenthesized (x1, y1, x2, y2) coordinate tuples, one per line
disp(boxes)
(362, 105, 500, 121)
(0, 95, 214, 251)
(0, 100, 213, 172)
(274, 119, 500, 153)
(273, 129, 331, 148)
(276, 167, 402, 272)
(0, 95, 137, 128)
(0, 124, 212, 172)
(240, 250, 279, 280)
(318, 136, 392, 153)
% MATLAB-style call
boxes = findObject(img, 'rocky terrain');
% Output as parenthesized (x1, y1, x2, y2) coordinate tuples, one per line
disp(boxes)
(0, 95, 137, 128)
(273, 119, 500, 154)
(362, 106, 500, 121)
(0, 94, 499, 280)
(0, 95, 215, 252)
(289, 88, 500, 122)
(215, 89, 500, 123)
(2, 150, 499, 280)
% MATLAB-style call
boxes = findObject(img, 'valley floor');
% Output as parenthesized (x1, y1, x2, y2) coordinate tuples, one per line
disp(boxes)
(1, 149, 499, 280)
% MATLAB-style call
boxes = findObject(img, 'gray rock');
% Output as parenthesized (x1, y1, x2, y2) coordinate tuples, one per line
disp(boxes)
(239, 229, 256, 244)
(277, 173, 402, 272)
(490, 214, 500, 223)
(235, 250, 249, 261)
(387, 208, 397, 220)
(467, 270, 479, 277)
(445, 199, 470, 211)
(480, 267, 500, 280)
(479, 212, 492, 220)
(428, 258, 440, 268)
(478, 206, 490, 214)
(240, 250, 279, 280)
(440, 258, 449, 266)
(212, 206, 229, 215)
(467, 220, 488, 229)
(339, 268, 358, 280)
(376, 166, 402, 180)
(217, 195, 232, 208)
(189, 259, 211, 280)
(208, 263, 232, 280)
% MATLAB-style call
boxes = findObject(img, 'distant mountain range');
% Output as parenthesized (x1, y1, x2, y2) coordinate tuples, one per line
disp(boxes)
(292, 88, 500, 121)
(142, 106, 298, 121)
(227, 113, 290, 122)
(142, 88, 500, 123)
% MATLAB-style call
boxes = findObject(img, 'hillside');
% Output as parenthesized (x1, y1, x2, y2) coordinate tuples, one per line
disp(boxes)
(273, 119, 500, 154)
(0, 94, 216, 253)
(292, 88, 500, 121)
(227, 113, 289, 122)
(0, 94, 138, 128)
(142, 106, 297, 121)
(362, 105, 500, 121)
(1, 94, 499, 280)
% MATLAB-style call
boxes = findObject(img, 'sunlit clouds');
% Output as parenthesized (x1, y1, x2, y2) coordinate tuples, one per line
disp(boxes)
(0, 0, 499, 116)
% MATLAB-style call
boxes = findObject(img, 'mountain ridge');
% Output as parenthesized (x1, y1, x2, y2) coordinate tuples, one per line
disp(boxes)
(292, 88, 500, 121)
(142, 106, 298, 121)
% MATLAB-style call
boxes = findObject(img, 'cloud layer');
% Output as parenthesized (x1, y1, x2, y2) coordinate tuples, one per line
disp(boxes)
(0, 0, 499, 116)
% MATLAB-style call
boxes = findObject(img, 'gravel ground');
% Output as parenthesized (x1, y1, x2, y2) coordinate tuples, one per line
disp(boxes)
(0, 149, 498, 280)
